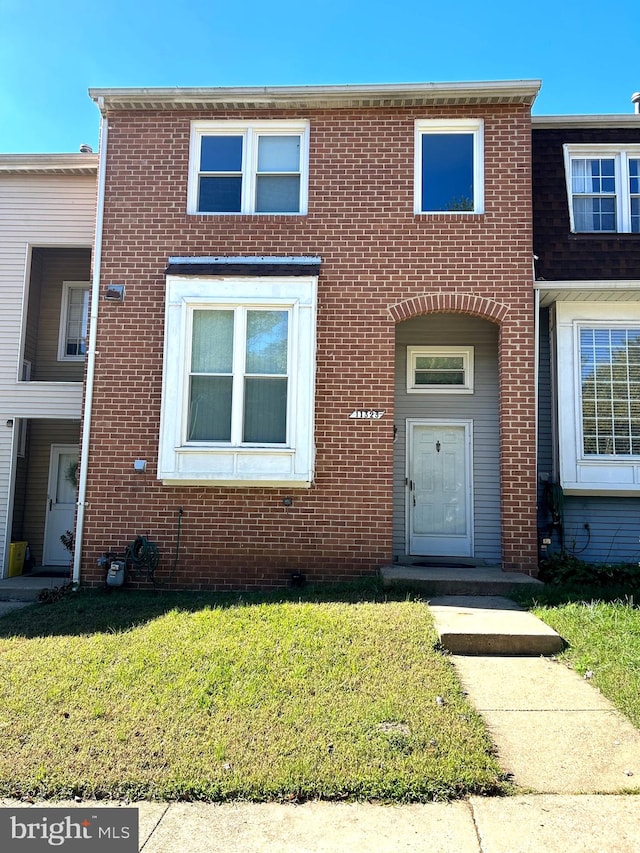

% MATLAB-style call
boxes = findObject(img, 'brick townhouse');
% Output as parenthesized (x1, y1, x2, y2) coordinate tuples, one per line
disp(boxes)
(75, 80, 541, 589)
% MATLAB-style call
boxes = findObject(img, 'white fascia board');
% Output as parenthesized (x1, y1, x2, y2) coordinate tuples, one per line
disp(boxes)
(89, 80, 541, 112)
(0, 154, 98, 174)
(533, 115, 640, 129)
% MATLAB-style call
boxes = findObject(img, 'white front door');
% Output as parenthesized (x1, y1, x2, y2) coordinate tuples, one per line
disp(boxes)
(407, 421, 473, 557)
(43, 444, 78, 566)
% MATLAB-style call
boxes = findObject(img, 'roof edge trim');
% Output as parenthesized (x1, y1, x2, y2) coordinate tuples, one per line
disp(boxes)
(89, 80, 541, 112)
(0, 153, 99, 174)
(533, 114, 640, 128)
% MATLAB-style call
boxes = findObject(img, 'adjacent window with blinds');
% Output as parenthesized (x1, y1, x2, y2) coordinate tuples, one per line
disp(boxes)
(564, 144, 640, 233)
(579, 326, 640, 456)
(187, 120, 309, 215)
(406, 346, 474, 394)
(58, 282, 89, 361)
(555, 302, 640, 495)
(159, 274, 317, 487)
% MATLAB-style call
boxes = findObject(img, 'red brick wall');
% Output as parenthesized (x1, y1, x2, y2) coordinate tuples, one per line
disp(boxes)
(81, 103, 538, 589)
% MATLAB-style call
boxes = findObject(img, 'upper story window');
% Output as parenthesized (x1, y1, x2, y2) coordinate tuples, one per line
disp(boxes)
(58, 282, 89, 361)
(188, 120, 310, 215)
(564, 144, 640, 233)
(414, 119, 484, 214)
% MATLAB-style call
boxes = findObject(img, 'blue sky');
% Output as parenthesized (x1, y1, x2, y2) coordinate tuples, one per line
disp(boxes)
(1, 0, 638, 153)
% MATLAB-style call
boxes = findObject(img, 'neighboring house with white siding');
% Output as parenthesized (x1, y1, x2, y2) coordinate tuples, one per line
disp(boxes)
(0, 153, 97, 577)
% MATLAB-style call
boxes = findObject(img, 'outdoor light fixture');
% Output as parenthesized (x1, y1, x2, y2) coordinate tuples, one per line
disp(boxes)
(105, 284, 125, 301)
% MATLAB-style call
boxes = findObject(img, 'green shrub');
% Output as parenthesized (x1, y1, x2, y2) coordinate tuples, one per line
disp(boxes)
(539, 552, 640, 591)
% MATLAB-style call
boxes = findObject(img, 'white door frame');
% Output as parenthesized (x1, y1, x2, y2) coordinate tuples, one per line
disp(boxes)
(405, 418, 474, 557)
(43, 443, 78, 566)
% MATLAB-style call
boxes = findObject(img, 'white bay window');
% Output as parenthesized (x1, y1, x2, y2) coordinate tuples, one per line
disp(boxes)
(160, 271, 317, 487)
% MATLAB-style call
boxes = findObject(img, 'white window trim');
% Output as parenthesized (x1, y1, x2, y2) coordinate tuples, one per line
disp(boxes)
(555, 301, 640, 495)
(159, 274, 317, 487)
(57, 281, 89, 362)
(406, 346, 474, 394)
(414, 119, 484, 215)
(187, 120, 310, 215)
(563, 143, 640, 234)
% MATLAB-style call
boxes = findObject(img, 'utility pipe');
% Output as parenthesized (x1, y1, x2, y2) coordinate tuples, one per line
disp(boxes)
(73, 109, 107, 585)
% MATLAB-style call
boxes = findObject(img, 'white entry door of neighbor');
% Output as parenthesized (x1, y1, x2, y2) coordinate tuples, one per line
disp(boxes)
(407, 421, 473, 557)
(43, 444, 78, 566)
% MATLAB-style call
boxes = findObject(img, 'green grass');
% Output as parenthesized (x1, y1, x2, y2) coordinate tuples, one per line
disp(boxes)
(516, 587, 640, 729)
(0, 583, 507, 802)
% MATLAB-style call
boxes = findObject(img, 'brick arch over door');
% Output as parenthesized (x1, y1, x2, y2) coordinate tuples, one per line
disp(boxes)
(388, 293, 508, 325)
(388, 291, 538, 574)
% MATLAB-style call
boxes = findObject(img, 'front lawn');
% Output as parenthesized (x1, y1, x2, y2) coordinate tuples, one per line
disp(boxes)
(0, 584, 506, 802)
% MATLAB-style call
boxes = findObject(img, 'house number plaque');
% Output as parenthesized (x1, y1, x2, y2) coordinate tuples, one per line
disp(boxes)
(349, 410, 385, 419)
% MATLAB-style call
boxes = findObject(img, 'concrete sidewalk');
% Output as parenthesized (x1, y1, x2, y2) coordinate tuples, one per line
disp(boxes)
(3, 795, 639, 852)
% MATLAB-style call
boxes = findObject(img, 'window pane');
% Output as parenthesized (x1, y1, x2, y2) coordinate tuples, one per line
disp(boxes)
(572, 158, 615, 193)
(255, 175, 300, 212)
(629, 159, 640, 194)
(422, 133, 474, 212)
(631, 196, 640, 233)
(192, 310, 234, 373)
(415, 356, 464, 370)
(243, 377, 287, 443)
(56, 452, 77, 503)
(581, 327, 640, 456)
(200, 136, 243, 171)
(65, 288, 89, 356)
(573, 196, 616, 232)
(198, 176, 242, 212)
(257, 136, 300, 172)
(188, 376, 232, 441)
(415, 371, 465, 385)
(246, 311, 288, 374)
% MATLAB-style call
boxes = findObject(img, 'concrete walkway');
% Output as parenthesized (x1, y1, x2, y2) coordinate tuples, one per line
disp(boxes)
(429, 595, 640, 794)
(2, 795, 639, 851)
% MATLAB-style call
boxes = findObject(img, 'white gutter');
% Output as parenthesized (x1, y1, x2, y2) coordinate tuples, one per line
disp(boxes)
(89, 79, 541, 111)
(73, 109, 107, 585)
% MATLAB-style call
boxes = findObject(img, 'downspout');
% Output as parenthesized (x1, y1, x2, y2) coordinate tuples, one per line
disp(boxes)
(73, 108, 108, 585)
(533, 259, 541, 562)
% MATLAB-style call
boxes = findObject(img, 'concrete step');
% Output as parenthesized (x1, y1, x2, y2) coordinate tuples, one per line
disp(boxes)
(0, 575, 70, 602)
(428, 595, 564, 656)
(381, 564, 543, 597)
